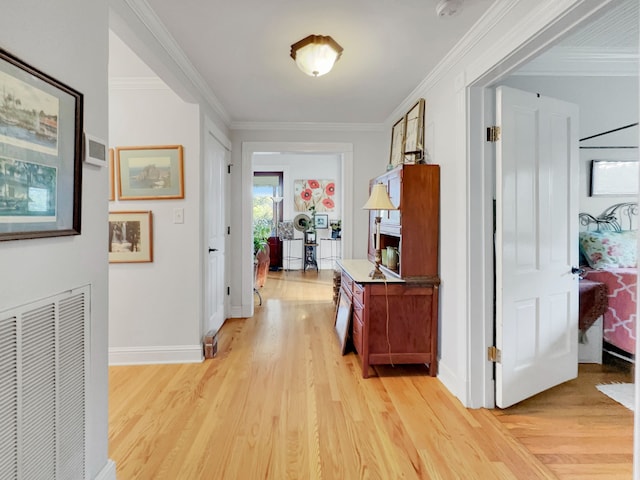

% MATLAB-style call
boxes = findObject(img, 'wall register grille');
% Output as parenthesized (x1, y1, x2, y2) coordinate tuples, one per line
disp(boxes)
(0, 286, 88, 479)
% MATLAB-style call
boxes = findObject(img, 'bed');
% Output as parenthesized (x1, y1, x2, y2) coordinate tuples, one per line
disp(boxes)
(578, 202, 637, 362)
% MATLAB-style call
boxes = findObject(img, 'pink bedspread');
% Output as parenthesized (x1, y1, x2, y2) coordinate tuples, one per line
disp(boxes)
(582, 268, 636, 355)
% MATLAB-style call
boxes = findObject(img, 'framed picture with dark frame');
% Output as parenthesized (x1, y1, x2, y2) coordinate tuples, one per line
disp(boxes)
(0, 48, 83, 241)
(590, 159, 638, 196)
(389, 117, 406, 168)
(108, 211, 153, 263)
(116, 145, 184, 200)
(314, 213, 329, 229)
(403, 98, 425, 164)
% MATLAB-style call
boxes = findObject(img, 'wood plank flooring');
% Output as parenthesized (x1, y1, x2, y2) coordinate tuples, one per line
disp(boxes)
(109, 269, 633, 479)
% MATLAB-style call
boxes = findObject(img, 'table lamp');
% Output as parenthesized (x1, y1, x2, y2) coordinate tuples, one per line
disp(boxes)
(362, 183, 397, 279)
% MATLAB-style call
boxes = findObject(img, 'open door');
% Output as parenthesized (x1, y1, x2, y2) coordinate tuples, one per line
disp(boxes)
(495, 85, 580, 408)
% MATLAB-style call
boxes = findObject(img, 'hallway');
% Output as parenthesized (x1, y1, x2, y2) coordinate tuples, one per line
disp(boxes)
(109, 270, 630, 479)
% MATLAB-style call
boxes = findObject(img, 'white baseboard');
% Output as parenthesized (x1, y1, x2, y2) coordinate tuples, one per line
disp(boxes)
(436, 358, 465, 405)
(109, 345, 204, 365)
(229, 305, 244, 318)
(94, 459, 116, 480)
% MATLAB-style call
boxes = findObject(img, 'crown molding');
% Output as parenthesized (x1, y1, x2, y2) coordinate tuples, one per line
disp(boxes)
(109, 76, 170, 90)
(123, 0, 231, 125)
(385, 0, 521, 126)
(230, 121, 386, 132)
(512, 47, 639, 76)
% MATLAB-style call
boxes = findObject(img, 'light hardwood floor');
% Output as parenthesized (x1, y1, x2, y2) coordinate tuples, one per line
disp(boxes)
(109, 269, 633, 479)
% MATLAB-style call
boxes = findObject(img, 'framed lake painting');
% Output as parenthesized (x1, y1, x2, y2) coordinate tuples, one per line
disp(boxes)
(0, 48, 83, 241)
(116, 145, 184, 200)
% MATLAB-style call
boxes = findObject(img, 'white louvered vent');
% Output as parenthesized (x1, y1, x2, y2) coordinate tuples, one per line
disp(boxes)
(0, 286, 88, 479)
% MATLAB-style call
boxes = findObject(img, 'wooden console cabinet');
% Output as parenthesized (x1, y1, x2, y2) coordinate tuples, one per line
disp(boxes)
(338, 164, 440, 377)
(338, 260, 439, 377)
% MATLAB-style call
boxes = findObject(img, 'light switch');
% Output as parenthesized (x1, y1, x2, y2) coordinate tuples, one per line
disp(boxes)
(173, 208, 184, 224)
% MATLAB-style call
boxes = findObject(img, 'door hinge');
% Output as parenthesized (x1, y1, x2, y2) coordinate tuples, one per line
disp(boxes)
(227, 286, 230, 295)
(488, 346, 501, 363)
(486, 126, 501, 142)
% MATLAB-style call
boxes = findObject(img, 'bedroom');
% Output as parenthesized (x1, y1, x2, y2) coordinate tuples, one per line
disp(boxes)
(497, 0, 638, 408)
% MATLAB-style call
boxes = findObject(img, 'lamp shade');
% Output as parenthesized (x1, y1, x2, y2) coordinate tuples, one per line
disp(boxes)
(290, 35, 343, 77)
(362, 183, 396, 210)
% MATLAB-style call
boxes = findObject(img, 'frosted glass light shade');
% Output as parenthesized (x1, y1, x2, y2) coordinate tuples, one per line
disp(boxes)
(362, 183, 396, 210)
(290, 35, 343, 77)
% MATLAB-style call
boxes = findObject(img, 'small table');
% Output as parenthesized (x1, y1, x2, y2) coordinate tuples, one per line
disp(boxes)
(282, 238, 303, 270)
(304, 243, 318, 271)
(319, 238, 342, 269)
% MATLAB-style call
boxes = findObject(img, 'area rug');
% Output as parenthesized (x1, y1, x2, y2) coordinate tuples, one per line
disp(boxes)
(596, 383, 635, 411)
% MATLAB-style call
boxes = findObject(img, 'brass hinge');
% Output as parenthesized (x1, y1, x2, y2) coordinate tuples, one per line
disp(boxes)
(486, 126, 501, 142)
(488, 346, 501, 363)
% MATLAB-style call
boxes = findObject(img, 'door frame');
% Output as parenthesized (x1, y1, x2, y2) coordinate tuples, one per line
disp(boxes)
(465, 0, 623, 408)
(241, 142, 354, 317)
(202, 116, 232, 339)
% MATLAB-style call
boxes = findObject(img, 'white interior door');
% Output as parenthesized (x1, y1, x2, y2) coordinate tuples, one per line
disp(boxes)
(204, 132, 227, 335)
(495, 85, 580, 408)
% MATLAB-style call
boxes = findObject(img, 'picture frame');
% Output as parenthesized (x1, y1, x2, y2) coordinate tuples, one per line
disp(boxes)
(591, 160, 639, 196)
(116, 145, 184, 200)
(108, 148, 115, 202)
(0, 48, 83, 241)
(389, 117, 406, 168)
(314, 213, 329, 229)
(109, 211, 153, 263)
(403, 98, 425, 164)
(334, 289, 352, 355)
(305, 230, 316, 244)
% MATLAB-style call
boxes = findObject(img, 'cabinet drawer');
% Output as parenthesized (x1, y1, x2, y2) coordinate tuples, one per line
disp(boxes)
(353, 282, 365, 306)
(341, 272, 353, 294)
(352, 314, 363, 354)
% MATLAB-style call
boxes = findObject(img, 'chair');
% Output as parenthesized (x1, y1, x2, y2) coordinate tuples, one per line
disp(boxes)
(254, 243, 270, 305)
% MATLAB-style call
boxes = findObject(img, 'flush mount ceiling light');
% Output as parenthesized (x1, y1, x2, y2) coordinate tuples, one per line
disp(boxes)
(436, 0, 464, 17)
(290, 34, 343, 77)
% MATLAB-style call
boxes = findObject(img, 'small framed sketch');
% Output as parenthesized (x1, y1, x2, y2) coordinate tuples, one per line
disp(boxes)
(403, 98, 425, 164)
(109, 211, 153, 263)
(389, 117, 406, 168)
(116, 145, 184, 200)
(314, 214, 329, 229)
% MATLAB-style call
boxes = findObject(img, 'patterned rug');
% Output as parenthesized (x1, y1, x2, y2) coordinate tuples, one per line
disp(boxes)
(596, 383, 635, 411)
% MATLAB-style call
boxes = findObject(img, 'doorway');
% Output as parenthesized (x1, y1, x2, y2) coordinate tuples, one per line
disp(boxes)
(466, 0, 639, 409)
(240, 142, 354, 317)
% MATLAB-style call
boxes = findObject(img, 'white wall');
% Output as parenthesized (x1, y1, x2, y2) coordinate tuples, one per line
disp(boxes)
(0, 0, 111, 477)
(502, 75, 639, 215)
(109, 35, 203, 364)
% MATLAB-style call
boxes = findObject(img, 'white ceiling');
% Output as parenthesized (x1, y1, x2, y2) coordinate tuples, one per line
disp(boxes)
(110, 0, 639, 126)
(118, 0, 496, 124)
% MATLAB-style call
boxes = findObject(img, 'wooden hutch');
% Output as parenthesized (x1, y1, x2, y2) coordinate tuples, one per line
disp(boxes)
(337, 164, 440, 377)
